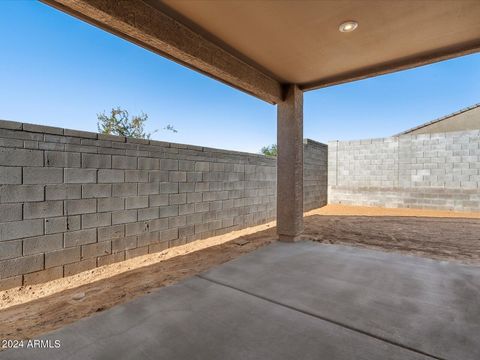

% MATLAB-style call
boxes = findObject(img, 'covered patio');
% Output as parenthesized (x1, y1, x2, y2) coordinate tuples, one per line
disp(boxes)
(3, 0, 480, 359)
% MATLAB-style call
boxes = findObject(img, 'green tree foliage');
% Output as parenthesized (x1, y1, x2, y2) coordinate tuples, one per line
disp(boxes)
(260, 144, 277, 156)
(97, 107, 177, 139)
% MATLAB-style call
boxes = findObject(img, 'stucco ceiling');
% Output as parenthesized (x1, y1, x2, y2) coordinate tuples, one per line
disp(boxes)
(157, 0, 480, 89)
(42, 0, 480, 102)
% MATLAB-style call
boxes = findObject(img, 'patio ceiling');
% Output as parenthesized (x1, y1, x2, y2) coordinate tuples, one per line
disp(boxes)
(41, 0, 480, 104)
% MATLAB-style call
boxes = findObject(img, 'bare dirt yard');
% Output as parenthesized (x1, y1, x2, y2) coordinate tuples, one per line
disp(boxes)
(1, 204, 479, 342)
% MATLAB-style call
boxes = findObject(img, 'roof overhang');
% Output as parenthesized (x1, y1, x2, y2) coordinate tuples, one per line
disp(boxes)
(41, 0, 480, 104)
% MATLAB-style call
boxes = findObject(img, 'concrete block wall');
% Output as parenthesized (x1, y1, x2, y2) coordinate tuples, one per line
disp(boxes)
(0, 119, 327, 290)
(303, 139, 328, 211)
(329, 130, 480, 211)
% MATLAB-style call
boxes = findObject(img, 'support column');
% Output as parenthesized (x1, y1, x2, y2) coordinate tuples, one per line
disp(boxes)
(277, 84, 304, 241)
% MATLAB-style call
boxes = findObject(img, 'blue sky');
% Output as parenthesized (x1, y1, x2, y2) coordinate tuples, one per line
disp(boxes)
(1, 1, 479, 153)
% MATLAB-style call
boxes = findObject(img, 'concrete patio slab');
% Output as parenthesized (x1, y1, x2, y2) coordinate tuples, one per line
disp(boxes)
(1, 276, 429, 360)
(202, 242, 480, 360)
(2, 242, 478, 360)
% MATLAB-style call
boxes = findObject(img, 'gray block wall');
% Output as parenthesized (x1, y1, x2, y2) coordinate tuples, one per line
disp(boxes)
(303, 139, 328, 211)
(329, 130, 480, 211)
(0, 119, 327, 290)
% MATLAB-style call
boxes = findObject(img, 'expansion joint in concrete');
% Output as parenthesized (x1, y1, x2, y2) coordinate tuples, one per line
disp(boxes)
(196, 274, 445, 360)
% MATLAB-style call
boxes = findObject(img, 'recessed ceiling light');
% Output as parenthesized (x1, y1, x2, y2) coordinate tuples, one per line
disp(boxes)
(339, 21, 358, 33)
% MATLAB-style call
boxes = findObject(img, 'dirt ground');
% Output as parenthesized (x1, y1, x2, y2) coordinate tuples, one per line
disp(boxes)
(305, 205, 480, 263)
(1, 204, 479, 342)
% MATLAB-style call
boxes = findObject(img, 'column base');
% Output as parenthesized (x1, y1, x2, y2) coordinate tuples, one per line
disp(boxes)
(278, 234, 303, 242)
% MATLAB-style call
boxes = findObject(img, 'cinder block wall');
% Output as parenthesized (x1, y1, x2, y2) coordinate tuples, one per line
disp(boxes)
(0, 120, 327, 290)
(304, 139, 328, 211)
(329, 130, 480, 211)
